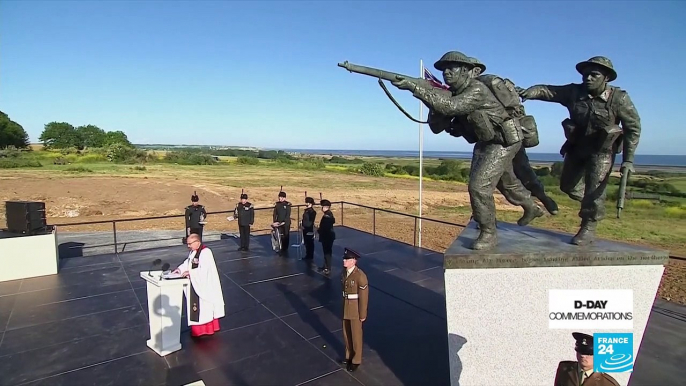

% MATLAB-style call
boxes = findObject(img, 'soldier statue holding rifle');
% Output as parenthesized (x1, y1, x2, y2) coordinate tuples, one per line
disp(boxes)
(345, 51, 545, 250)
(518, 56, 641, 245)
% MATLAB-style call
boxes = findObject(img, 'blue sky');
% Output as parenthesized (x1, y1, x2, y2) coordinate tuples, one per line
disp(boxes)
(2, 1, 685, 154)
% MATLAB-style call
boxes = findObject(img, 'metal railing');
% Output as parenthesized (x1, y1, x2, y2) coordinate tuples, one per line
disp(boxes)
(51, 201, 468, 255)
(49, 200, 685, 261)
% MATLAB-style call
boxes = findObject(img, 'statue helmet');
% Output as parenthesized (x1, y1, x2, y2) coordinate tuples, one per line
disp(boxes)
(467, 57, 486, 74)
(434, 51, 475, 71)
(575, 56, 617, 82)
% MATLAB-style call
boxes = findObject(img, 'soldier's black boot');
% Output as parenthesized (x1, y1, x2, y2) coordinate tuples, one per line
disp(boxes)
(517, 203, 544, 226)
(571, 219, 597, 245)
(471, 226, 497, 250)
(539, 195, 559, 215)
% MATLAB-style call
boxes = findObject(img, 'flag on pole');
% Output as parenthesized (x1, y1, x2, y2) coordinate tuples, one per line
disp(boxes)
(423, 68, 449, 90)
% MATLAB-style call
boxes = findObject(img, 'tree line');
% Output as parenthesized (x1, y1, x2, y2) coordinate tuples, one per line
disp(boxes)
(38, 122, 132, 149)
(0, 111, 30, 149)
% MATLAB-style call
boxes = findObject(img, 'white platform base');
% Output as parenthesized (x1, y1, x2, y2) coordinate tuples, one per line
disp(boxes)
(444, 265, 665, 386)
(0, 230, 59, 282)
(147, 339, 182, 356)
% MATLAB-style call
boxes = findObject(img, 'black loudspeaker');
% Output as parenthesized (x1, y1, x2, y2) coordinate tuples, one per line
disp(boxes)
(5, 201, 47, 235)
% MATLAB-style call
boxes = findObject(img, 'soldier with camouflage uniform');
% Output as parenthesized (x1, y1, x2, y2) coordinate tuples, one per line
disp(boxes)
(518, 56, 641, 245)
(391, 51, 544, 250)
(469, 56, 559, 215)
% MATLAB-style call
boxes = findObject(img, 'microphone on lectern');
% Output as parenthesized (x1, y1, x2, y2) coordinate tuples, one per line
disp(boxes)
(161, 263, 170, 272)
(148, 259, 162, 277)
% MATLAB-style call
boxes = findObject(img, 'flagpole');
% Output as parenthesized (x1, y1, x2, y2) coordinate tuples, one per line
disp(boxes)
(418, 59, 424, 248)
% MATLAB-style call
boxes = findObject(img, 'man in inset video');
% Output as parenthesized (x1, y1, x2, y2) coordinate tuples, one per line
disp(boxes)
(554, 332, 619, 386)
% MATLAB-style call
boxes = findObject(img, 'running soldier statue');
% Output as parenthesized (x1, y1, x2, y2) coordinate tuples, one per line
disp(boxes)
(518, 56, 641, 245)
(391, 51, 544, 250)
(469, 56, 558, 215)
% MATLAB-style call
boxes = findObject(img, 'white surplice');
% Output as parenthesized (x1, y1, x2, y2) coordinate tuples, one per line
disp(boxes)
(176, 246, 225, 326)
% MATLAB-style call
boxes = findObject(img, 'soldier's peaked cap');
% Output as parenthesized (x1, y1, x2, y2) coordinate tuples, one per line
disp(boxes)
(305, 197, 315, 204)
(434, 51, 475, 71)
(191, 192, 199, 202)
(278, 191, 287, 198)
(576, 56, 617, 82)
(343, 248, 361, 260)
(572, 332, 594, 355)
(240, 193, 248, 199)
(467, 56, 486, 73)
(320, 199, 331, 207)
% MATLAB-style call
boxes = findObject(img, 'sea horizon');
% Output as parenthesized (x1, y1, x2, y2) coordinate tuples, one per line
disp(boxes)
(273, 148, 686, 168)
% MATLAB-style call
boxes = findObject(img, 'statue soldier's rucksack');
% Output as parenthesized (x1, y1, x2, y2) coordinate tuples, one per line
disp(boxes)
(478, 74, 540, 148)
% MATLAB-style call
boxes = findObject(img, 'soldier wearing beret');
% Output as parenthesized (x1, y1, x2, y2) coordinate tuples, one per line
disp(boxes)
(519, 56, 641, 245)
(339, 248, 369, 372)
(316, 199, 336, 274)
(554, 332, 619, 386)
(234, 193, 254, 251)
(185, 191, 207, 243)
(272, 190, 292, 255)
(300, 197, 317, 260)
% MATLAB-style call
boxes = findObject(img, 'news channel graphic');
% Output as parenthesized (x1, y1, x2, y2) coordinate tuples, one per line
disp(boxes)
(548, 289, 633, 329)
(593, 333, 634, 373)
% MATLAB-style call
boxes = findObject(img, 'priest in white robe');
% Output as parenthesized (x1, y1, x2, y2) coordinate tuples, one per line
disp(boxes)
(173, 233, 225, 337)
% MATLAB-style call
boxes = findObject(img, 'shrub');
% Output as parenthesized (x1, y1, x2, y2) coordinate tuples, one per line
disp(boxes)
(300, 158, 325, 170)
(164, 151, 216, 165)
(236, 156, 259, 165)
(64, 166, 93, 173)
(0, 159, 42, 168)
(106, 144, 155, 164)
(535, 167, 550, 176)
(359, 162, 385, 177)
(664, 206, 686, 219)
(551, 162, 564, 177)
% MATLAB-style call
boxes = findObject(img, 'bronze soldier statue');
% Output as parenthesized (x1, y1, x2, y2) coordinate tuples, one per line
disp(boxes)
(554, 332, 619, 386)
(469, 56, 559, 215)
(518, 56, 641, 245)
(391, 51, 544, 250)
(340, 248, 369, 372)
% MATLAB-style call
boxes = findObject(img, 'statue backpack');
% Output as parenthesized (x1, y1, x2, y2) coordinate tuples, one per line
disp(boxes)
(477, 74, 540, 148)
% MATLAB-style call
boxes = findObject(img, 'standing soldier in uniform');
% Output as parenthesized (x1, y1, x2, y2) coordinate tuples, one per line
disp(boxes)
(554, 332, 619, 386)
(317, 199, 336, 275)
(340, 248, 368, 373)
(391, 51, 544, 250)
(185, 191, 207, 243)
(518, 56, 641, 245)
(469, 56, 559, 215)
(300, 196, 317, 260)
(272, 190, 292, 256)
(234, 192, 254, 251)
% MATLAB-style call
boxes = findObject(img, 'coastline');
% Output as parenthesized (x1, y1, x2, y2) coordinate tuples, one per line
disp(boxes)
(290, 150, 686, 174)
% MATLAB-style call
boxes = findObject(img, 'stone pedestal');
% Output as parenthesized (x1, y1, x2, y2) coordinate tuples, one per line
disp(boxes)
(443, 221, 668, 386)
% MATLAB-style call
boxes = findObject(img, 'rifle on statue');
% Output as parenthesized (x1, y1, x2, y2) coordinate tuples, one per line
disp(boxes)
(337, 61, 451, 123)
(616, 165, 631, 218)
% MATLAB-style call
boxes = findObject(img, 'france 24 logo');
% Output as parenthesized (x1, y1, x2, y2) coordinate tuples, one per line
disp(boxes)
(593, 333, 634, 373)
